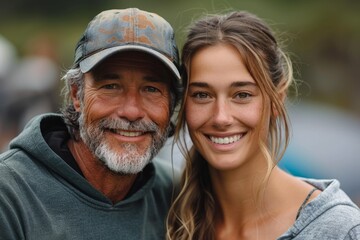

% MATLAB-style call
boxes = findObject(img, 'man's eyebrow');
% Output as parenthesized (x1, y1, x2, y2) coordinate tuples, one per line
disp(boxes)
(93, 72, 121, 82)
(92, 68, 171, 83)
(144, 76, 162, 82)
(143, 75, 172, 84)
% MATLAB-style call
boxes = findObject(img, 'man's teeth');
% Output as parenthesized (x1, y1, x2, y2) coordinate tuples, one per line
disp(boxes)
(113, 130, 144, 137)
(210, 135, 242, 144)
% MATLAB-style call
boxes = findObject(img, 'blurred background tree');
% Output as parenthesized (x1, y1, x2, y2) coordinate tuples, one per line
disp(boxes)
(1, 0, 359, 114)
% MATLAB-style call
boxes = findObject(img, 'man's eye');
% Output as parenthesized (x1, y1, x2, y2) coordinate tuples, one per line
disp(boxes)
(144, 86, 160, 93)
(102, 84, 118, 89)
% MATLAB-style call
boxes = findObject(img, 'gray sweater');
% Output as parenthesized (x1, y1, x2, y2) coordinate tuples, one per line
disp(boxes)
(279, 179, 360, 239)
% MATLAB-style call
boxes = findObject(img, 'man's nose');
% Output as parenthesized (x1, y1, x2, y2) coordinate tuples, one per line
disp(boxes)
(116, 90, 146, 122)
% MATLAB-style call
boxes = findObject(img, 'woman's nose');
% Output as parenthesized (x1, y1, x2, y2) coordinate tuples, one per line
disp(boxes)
(212, 99, 233, 128)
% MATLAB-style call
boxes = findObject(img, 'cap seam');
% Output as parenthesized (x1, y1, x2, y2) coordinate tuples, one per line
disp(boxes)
(82, 17, 95, 60)
(132, 8, 137, 43)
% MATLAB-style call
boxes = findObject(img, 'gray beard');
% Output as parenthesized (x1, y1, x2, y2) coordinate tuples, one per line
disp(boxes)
(78, 113, 170, 175)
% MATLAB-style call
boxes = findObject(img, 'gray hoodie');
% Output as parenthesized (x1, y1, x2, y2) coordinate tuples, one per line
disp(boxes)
(0, 114, 179, 240)
(279, 179, 360, 239)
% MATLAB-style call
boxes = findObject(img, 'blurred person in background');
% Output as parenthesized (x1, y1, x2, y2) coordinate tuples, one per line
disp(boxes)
(0, 8, 181, 240)
(0, 35, 17, 85)
(0, 33, 60, 152)
(0, 35, 18, 151)
(167, 10, 360, 239)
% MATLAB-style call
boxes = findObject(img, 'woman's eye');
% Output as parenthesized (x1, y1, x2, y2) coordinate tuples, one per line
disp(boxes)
(192, 92, 209, 99)
(235, 92, 251, 99)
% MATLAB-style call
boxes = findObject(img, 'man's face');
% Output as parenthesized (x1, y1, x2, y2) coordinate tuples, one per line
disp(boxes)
(75, 52, 172, 175)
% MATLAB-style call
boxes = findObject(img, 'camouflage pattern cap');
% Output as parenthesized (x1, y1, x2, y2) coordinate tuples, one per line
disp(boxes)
(74, 8, 180, 80)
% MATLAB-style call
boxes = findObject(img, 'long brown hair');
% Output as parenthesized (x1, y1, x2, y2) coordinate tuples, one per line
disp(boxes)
(167, 11, 294, 240)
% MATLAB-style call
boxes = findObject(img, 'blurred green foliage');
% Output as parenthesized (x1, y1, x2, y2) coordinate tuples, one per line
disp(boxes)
(1, 0, 359, 114)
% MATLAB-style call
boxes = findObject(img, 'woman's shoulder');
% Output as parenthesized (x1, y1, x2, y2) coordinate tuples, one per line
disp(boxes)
(285, 178, 360, 239)
(292, 204, 360, 239)
(300, 178, 360, 220)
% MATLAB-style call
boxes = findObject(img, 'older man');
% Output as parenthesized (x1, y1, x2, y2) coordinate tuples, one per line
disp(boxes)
(0, 8, 181, 240)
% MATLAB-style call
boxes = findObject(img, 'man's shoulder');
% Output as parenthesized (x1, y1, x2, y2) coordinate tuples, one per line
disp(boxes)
(0, 148, 27, 171)
(0, 148, 28, 193)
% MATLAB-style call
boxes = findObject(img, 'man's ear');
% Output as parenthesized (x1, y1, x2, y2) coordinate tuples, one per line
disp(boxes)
(71, 84, 81, 112)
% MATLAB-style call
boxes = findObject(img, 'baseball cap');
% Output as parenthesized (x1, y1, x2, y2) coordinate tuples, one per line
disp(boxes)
(74, 8, 180, 80)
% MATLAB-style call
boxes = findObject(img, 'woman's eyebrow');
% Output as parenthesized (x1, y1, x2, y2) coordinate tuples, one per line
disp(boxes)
(189, 81, 257, 88)
(230, 81, 257, 88)
(188, 82, 210, 88)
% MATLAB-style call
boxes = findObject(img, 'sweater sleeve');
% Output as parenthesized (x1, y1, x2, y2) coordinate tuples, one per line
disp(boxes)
(0, 162, 26, 240)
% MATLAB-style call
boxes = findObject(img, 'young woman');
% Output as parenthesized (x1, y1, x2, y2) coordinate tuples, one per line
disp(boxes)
(167, 11, 360, 240)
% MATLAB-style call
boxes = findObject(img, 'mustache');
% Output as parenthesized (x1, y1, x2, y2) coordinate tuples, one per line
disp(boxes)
(98, 118, 159, 132)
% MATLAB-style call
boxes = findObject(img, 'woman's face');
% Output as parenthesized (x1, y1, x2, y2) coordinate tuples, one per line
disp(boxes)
(185, 44, 268, 172)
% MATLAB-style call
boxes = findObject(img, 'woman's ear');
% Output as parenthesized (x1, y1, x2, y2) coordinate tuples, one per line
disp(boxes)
(71, 84, 81, 112)
(272, 90, 287, 118)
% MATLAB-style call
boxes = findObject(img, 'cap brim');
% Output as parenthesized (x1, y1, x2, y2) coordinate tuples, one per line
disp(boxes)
(79, 45, 180, 80)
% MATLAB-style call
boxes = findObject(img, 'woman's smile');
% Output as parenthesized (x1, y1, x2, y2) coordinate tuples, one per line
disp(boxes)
(208, 133, 244, 145)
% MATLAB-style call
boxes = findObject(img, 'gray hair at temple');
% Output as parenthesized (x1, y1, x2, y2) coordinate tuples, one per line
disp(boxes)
(60, 67, 182, 140)
(60, 8, 183, 140)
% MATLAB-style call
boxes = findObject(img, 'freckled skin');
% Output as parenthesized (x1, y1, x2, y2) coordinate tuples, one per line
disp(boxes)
(185, 44, 268, 172)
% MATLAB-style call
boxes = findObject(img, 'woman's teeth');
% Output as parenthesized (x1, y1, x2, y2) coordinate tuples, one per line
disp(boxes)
(210, 135, 242, 144)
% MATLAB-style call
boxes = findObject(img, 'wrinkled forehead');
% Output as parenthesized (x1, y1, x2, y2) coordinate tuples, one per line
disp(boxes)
(92, 51, 173, 79)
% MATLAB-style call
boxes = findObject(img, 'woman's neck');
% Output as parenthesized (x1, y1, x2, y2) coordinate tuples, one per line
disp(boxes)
(211, 166, 319, 240)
